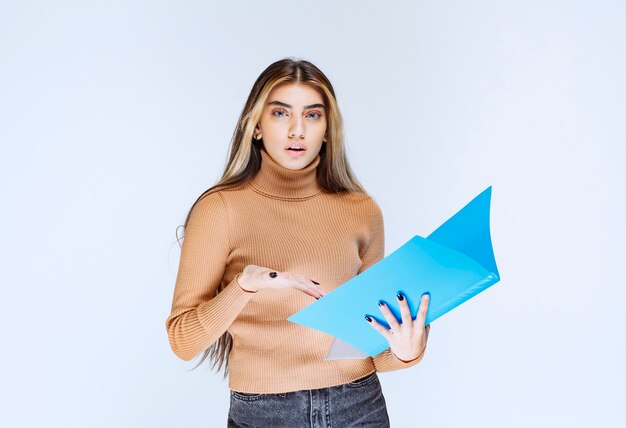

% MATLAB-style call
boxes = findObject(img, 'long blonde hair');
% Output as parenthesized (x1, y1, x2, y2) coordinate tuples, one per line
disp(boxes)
(178, 57, 369, 378)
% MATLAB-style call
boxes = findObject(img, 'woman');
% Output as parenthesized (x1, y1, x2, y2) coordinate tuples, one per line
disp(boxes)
(165, 57, 431, 427)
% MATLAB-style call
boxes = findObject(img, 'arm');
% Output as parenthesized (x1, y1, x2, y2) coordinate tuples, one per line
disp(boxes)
(358, 197, 428, 371)
(165, 191, 256, 361)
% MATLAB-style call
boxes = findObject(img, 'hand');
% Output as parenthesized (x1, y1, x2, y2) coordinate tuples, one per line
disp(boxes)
(237, 264, 327, 299)
(365, 292, 431, 362)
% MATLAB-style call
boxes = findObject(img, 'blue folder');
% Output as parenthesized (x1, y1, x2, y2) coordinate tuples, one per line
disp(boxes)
(287, 186, 501, 358)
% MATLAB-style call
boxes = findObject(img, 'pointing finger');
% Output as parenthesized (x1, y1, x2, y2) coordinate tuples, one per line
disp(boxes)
(377, 300, 401, 331)
(396, 291, 412, 325)
(365, 315, 391, 340)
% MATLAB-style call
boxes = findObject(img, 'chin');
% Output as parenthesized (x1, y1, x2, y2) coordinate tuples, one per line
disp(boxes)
(283, 157, 311, 170)
(280, 152, 314, 167)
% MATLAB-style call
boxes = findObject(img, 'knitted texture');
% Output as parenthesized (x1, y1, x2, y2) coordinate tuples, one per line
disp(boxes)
(165, 147, 425, 393)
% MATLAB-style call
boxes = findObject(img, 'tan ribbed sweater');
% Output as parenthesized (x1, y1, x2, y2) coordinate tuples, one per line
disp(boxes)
(165, 147, 425, 394)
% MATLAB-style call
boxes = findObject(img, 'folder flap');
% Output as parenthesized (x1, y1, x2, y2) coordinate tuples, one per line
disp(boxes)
(427, 186, 500, 278)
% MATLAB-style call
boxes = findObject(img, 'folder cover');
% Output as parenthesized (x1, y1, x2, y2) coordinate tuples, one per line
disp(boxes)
(287, 186, 501, 358)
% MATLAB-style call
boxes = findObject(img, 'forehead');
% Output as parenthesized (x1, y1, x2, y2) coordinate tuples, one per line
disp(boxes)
(266, 83, 324, 106)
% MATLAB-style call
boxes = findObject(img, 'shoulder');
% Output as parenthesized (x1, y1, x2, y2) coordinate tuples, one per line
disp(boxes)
(192, 182, 252, 211)
(182, 191, 232, 248)
(364, 195, 383, 216)
(326, 191, 383, 222)
(348, 192, 383, 217)
(189, 190, 229, 224)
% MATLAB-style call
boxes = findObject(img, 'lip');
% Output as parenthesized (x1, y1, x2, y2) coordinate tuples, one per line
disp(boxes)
(285, 147, 307, 158)
(285, 143, 307, 151)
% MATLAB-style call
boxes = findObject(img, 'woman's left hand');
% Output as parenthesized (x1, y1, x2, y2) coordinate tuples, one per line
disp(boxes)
(365, 292, 431, 362)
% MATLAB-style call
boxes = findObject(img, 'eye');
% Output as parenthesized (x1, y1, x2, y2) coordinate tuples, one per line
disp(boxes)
(272, 109, 287, 118)
(307, 112, 322, 120)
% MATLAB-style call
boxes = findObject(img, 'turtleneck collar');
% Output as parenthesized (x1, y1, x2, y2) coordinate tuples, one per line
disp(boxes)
(249, 147, 324, 200)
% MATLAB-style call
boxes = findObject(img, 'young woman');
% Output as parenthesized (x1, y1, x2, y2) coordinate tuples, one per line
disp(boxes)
(165, 58, 431, 427)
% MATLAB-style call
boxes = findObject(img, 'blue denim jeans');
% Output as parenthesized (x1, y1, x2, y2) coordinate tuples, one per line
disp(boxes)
(227, 371, 390, 427)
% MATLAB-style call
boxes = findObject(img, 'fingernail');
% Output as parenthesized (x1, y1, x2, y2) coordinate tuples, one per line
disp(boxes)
(364, 315, 372, 322)
(378, 300, 386, 307)
(311, 280, 320, 285)
(397, 292, 404, 301)
(315, 296, 320, 300)
(423, 292, 430, 299)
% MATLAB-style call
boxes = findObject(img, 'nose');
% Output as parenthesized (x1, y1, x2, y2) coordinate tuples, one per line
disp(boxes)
(289, 116, 305, 139)
(289, 131, 304, 139)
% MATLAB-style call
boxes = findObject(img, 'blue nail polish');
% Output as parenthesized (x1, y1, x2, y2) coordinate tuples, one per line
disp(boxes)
(378, 300, 385, 307)
(397, 292, 404, 301)
(364, 315, 372, 322)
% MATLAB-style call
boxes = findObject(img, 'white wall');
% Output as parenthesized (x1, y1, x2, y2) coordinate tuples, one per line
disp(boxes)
(1, 1, 624, 426)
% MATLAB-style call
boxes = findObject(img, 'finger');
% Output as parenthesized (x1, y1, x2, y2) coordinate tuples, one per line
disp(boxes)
(277, 273, 323, 299)
(378, 301, 401, 331)
(298, 273, 324, 295)
(293, 280, 323, 299)
(307, 276, 327, 296)
(304, 275, 327, 298)
(413, 293, 430, 328)
(365, 314, 391, 340)
(282, 273, 314, 297)
(396, 292, 413, 325)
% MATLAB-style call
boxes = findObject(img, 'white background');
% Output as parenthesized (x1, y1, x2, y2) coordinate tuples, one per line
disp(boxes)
(1, 1, 624, 427)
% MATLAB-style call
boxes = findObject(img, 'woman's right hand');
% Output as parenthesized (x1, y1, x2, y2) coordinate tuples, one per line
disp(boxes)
(237, 264, 327, 299)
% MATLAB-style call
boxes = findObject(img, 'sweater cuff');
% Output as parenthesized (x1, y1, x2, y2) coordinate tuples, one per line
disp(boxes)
(196, 273, 256, 334)
(372, 345, 427, 372)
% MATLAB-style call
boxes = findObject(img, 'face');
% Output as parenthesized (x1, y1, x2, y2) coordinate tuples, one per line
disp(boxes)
(255, 82, 327, 170)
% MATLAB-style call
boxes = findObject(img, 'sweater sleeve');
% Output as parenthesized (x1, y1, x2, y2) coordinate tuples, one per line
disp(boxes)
(359, 197, 428, 372)
(165, 191, 256, 361)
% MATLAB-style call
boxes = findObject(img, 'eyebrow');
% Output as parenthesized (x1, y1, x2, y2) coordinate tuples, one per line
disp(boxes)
(267, 100, 326, 110)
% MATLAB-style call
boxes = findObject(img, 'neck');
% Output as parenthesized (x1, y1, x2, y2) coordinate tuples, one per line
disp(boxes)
(249, 147, 324, 200)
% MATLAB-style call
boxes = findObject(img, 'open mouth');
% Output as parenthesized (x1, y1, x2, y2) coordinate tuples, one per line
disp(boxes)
(285, 146, 307, 157)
